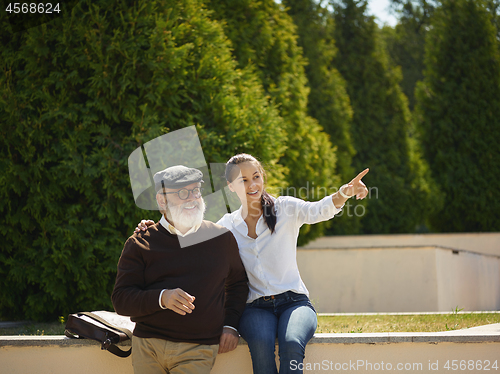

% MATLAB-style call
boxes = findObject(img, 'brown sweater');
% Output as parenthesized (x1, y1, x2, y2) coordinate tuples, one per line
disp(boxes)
(112, 220, 248, 345)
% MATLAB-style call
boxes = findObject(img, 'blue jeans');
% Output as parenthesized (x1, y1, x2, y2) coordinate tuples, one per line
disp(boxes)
(238, 291, 317, 374)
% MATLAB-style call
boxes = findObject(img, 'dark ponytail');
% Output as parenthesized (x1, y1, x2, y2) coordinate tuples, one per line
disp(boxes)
(261, 190, 277, 234)
(225, 154, 277, 234)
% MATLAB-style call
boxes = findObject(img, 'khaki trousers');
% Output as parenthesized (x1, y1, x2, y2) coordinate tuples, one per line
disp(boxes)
(132, 336, 218, 374)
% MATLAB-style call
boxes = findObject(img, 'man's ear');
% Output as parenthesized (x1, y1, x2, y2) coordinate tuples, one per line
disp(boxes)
(156, 193, 168, 209)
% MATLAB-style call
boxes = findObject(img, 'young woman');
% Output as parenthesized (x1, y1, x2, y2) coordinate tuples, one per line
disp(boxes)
(136, 153, 369, 374)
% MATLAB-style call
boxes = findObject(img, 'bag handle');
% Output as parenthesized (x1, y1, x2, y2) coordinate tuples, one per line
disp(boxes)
(105, 338, 132, 358)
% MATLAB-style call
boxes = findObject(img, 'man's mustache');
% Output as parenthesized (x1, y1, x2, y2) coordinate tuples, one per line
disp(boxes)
(180, 201, 201, 209)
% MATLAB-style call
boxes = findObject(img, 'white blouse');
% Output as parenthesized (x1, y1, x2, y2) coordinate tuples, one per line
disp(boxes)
(217, 195, 343, 303)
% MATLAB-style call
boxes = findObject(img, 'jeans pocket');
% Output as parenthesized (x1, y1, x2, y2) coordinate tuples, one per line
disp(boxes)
(290, 293, 317, 313)
(289, 292, 309, 303)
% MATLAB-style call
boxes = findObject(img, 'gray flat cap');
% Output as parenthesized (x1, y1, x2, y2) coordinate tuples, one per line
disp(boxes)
(154, 165, 204, 192)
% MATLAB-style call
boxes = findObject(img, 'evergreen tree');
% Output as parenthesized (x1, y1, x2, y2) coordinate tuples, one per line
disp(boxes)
(283, 0, 361, 235)
(0, 0, 286, 320)
(283, 0, 354, 185)
(331, 0, 438, 234)
(382, 0, 438, 110)
(384, 0, 499, 109)
(206, 0, 341, 244)
(485, 0, 500, 41)
(415, 0, 500, 231)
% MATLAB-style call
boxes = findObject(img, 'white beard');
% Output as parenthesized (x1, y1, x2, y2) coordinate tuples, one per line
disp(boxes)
(166, 199, 206, 230)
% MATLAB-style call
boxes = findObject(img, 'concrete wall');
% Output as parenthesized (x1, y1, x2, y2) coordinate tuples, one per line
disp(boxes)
(3, 342, 499, 374)
(2, 327, 500, 374)
(297, 246, 500, 313)
(302, 341, 500, 374)
(8, 343, 500, 374)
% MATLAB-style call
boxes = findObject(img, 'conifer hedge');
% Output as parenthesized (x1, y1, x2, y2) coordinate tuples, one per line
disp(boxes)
(415, 0, 500, 231)
(0, 0, 286, 320)
(283, 0, 360, 235)
(332, 0, 439, 234)
(206, 0, 341, 244)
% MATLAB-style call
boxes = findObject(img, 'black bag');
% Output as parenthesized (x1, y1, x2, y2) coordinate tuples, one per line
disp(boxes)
(65, 311, 134, 358)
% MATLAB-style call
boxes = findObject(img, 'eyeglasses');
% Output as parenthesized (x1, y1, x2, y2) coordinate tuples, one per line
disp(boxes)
(161, 187, 204, 200)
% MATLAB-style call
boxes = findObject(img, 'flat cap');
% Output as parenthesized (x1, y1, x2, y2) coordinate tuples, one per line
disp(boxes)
(153, 165, 204, 192)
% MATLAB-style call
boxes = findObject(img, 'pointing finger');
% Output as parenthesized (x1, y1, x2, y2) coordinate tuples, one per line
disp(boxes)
(352, 168, 369, 183)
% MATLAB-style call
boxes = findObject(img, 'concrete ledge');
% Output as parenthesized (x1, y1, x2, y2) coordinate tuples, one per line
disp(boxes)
(2, 323, 499, 347)
(2, 325, 500, 374)
(4, 311, 499, 347)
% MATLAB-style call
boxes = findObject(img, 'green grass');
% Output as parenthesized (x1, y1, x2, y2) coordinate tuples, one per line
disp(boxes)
(316, 312, 500, 333)
(0, 321, 66, 336)
(1, 312, 499, 336)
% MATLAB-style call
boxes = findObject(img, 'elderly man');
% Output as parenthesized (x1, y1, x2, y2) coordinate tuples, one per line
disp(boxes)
(112, 165, 248, 374)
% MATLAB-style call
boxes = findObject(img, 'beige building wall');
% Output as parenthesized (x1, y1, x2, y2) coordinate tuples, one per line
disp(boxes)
(435, 249, 500, 311)
(297, 246, 500, 313)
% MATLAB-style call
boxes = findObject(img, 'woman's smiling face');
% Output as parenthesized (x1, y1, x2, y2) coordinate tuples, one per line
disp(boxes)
(228, 161, 264, 206)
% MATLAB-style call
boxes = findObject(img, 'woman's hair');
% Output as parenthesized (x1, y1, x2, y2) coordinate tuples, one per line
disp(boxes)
(225, 154, 277, 234)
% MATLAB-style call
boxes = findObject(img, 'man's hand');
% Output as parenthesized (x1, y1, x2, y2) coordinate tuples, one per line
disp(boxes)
(134, 219, 155, 233)
(218, 327, 239, 354)
(161, 288, 195, 315)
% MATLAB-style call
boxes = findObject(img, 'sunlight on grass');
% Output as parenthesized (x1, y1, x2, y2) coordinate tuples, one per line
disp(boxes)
(316, 313, 500, 333)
